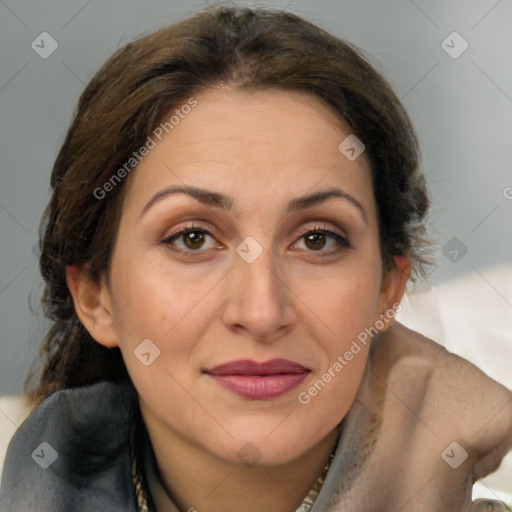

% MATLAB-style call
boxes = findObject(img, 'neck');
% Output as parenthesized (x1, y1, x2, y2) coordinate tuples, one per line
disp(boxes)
(139, 402, 341, 512)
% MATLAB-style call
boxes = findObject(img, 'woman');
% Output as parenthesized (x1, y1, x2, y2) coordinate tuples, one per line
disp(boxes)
(1, 5, 510, 511)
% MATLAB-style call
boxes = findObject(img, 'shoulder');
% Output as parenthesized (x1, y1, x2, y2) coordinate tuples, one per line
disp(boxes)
(0, 380, 138, 511)
(326, 322, 512, 509)
(319, 320, 512, 510)
(374, 322, 512, 478)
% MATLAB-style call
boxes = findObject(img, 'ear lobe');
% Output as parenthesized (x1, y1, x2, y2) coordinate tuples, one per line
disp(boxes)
(376, 255, 411, 331)
(65, 265, 119, 348)
(392, 255, 411, 277)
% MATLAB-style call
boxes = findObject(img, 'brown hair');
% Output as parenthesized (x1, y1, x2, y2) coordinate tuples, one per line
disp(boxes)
(24, 4, 431, 406)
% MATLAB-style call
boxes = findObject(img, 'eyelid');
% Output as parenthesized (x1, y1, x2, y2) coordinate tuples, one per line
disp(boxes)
(297, 221, 348, 240)
(160, 219, 347, 243)
(160, 220, 351, 256)
(291, 224, 351, 253)
(161, 221, 214, 241)
(160, 222, 220, 252)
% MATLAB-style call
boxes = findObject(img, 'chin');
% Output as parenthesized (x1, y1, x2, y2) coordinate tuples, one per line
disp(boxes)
(204, 421, 314, 466)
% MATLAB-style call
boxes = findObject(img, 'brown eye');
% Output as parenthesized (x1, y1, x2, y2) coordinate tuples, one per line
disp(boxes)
(182, 230, 206, 250)
(305, 232, 327, 250)
(161, 225, 218, 253)
(296, 228, 349, 253)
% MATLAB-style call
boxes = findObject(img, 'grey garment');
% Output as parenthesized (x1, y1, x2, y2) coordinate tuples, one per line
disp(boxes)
(0, 377, 510, 512)
(0, 380, 140, 512)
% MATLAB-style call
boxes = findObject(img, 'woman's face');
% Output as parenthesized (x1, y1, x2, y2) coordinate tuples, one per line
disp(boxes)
(76, 88, 406, 466)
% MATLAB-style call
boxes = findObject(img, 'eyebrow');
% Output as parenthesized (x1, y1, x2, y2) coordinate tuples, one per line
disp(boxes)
(140, 185, 367, 223)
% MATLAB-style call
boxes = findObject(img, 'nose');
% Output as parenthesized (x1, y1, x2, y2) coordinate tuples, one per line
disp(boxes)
(220, 242, 296, 344)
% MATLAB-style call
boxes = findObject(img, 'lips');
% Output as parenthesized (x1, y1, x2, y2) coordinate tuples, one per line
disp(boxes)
(203, 358, 311, 400)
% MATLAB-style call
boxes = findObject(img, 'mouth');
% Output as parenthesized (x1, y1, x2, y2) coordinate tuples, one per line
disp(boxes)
(203, 358, 311, 400)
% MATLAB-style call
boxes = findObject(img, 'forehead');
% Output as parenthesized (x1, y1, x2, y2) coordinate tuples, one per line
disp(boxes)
(122, 87, 375, 218)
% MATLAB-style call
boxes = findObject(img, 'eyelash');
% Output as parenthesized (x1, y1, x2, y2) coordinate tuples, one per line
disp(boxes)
(160, 222, 350, 257)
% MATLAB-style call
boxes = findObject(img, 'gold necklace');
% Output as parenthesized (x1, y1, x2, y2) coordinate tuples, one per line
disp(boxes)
(295, 449, 335, 511)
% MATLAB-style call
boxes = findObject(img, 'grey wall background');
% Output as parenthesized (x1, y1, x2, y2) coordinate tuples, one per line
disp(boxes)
(1, 0, 511, 395)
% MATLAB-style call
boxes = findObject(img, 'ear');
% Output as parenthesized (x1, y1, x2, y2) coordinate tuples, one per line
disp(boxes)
(66, 265, 119, 348)
(375, 255, 411, 332)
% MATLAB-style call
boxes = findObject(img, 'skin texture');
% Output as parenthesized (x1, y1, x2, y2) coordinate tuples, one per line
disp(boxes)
(66, 88, 410, 512)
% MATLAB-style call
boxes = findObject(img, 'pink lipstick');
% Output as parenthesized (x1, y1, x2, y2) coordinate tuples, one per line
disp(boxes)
(203, 358, 310, 400)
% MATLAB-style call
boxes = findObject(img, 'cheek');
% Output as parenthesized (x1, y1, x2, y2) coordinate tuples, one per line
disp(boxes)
(110, 268, 210, 402)
(295, 279, 379, 428)
(299, 344, 369, 412)
(110, 255, 216, 340)
(106, 263, 219, 400)
(303, 268, 381, 372)
(308, 267, 382, 336)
